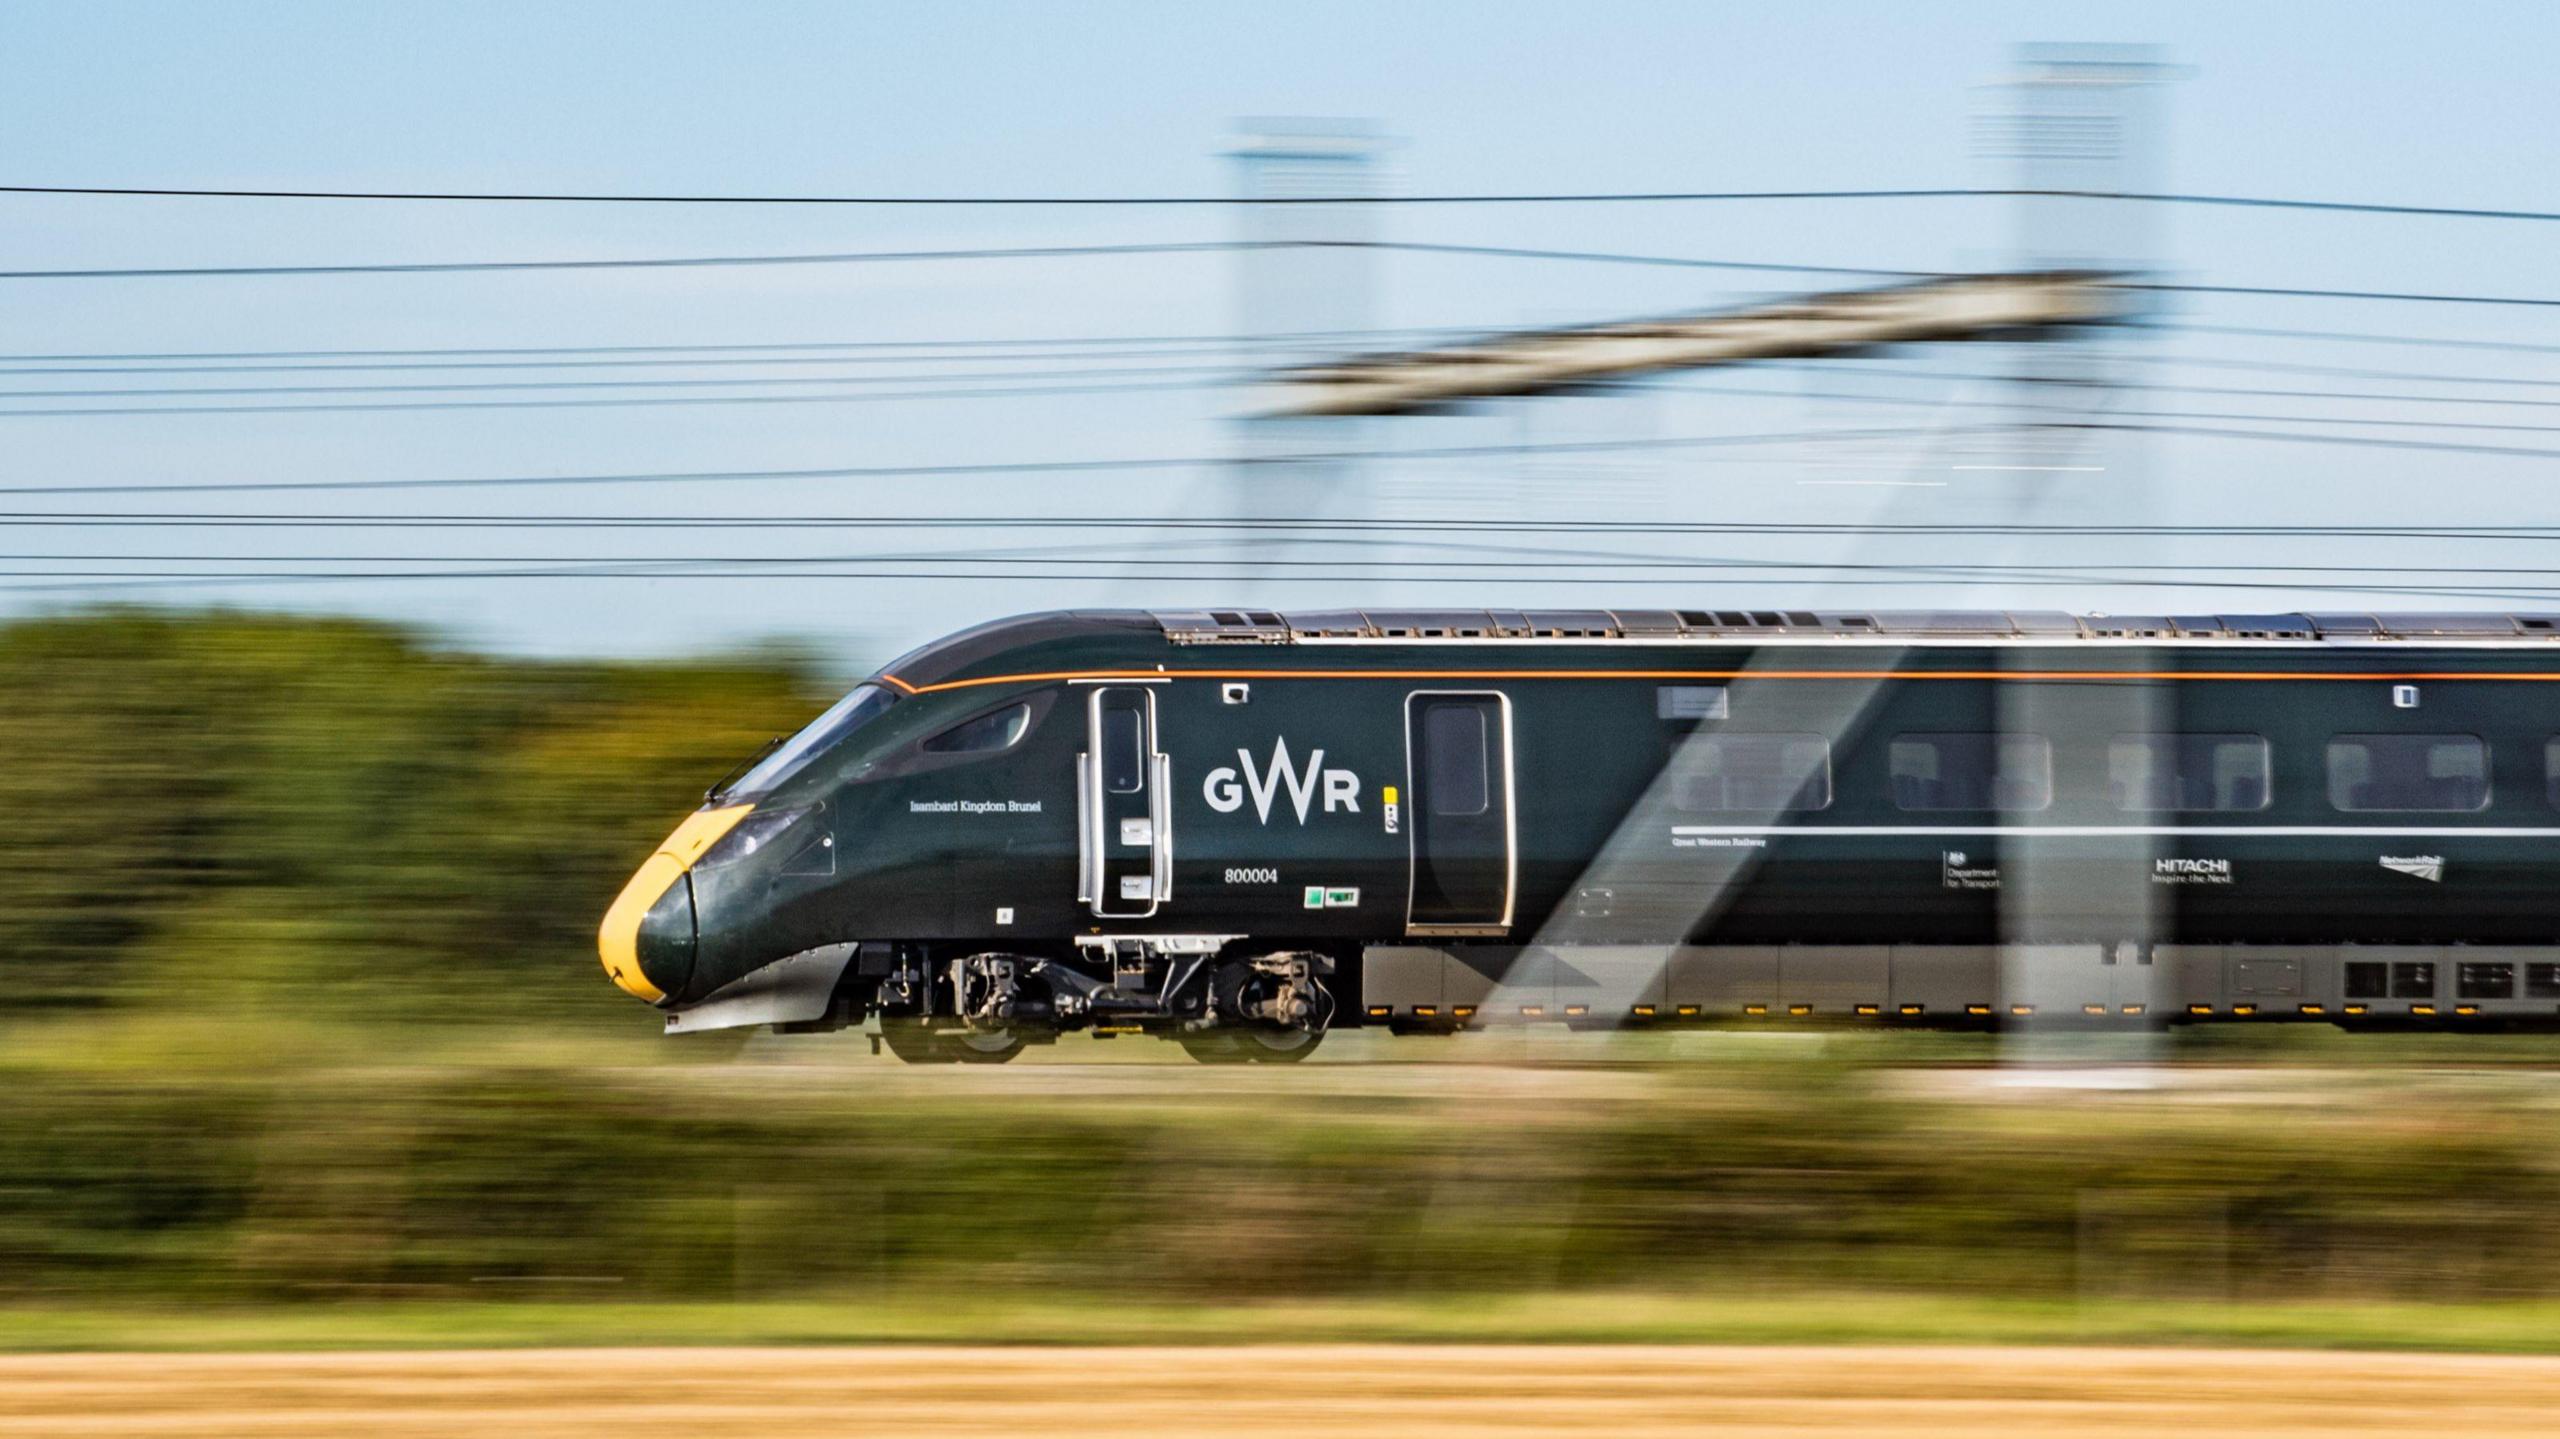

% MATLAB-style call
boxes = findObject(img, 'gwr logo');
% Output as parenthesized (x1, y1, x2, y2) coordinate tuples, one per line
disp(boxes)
(1203, 738, 1361, 825)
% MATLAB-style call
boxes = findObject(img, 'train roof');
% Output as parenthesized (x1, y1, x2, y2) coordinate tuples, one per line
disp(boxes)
(1154, 608, 2560, 643)
(879, 607, 2560, 691)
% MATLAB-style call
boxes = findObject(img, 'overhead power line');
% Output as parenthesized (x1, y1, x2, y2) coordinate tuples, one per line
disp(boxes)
(17, 360, 2560, 424)
(5, 317, 2544, 369)
(1349, 244, 2560, 311)
(105, 343, 2560, 413)
(30, 550, 2560, 580)
(24, 391, 2546, 431)
(1788, 383, 2560, 436)
(0, 426, 1965, 496)
(0, 183, 1987, 205)
(0, 327, 1449, 365)
(2074, 379, 2560, 411)
(0, 240, 1254, 281)
(6, 536, 2559, 583)
(2120, 353, 2560, 391)
(1355, 241, 1923, 279)
(2106, 421, 2560, 462)
(2146, 321, 2560, 357)
(5, 235, 2556, 312)
(27, 514, 2560, 542)
(7, 182, 2560, 223)
(0, 346, 2543, 395)
(4, 352, 2554, 415)
(7, 414, 2560, 500)
(6, 563, 2558, 608)
(1350, 244, 2560, 312)
(2132, 280, 2560, 311)
(0, 341, 1289, 378)
(0, 238, 1921, 283)
(0, 360, 1242, 402)
(0, 376, 1217, 419)
(1710, 360, 2560, 411)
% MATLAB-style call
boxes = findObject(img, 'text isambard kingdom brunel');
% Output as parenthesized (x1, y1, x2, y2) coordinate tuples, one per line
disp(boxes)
(909, 799, 1044, 814)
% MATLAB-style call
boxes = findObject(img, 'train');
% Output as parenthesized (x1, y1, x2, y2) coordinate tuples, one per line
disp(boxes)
(599, 606, 2560, 1060)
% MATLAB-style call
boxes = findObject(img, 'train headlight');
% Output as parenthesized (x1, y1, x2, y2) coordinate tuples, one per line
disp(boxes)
(693, 805, 815, 870)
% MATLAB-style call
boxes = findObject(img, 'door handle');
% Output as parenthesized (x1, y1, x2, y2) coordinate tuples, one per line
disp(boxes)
(1075, 750, 1098, 906)
(1151, 751, 1173, 904)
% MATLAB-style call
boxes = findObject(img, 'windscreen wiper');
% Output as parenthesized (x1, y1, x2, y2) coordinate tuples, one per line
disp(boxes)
(705, 736, 784, 803)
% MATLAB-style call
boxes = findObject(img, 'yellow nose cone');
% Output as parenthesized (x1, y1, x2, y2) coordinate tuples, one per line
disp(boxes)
(598, 805, 755, 1002)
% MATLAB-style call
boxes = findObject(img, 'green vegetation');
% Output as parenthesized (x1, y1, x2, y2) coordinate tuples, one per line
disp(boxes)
(0, 608, 821, 1024)
(11, 1045, 2560, 1351)
(6, 609, 2560, 1354)
(14, 1293, 2560, 1355)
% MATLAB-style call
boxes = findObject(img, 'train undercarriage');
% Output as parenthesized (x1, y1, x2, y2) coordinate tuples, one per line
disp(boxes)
(665, 937, 2560, 1060)
(744, 937, 1341, 1064)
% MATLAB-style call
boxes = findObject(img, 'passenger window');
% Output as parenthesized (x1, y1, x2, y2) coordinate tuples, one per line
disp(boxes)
(1889, 733, 2051, 812)
(1423, 703, 1489, 816)
(2546, 738, 2560, 809)
(2107, 734, 2270, 812)
(1670, 733, 1832, 812)
(922, 702, 1030, 755)
(2327, 735, 2488, 812)
(2528, 964, 2560, 1000)
(2458, 962, 2515, 1000)
(2344, 962, 2387, 1000)
(2391, 961, 2436, 999)
(1101, 708, 1144, 794)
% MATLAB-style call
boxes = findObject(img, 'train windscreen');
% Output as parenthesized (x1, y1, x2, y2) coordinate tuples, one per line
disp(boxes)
(720, 683, 897, 799)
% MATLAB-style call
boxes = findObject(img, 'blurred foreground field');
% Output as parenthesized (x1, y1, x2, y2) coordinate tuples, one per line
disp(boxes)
(9, 612, 2560, 1359)
(15, 1039, 2560, 1353)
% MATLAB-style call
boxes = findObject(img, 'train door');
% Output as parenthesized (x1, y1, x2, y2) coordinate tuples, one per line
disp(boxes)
(1404, 691, 1516, 934)
(1079, 685, 1170, 917)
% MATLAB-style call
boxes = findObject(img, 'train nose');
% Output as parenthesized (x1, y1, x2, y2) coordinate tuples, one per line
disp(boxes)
(598, 805, 754, 1004)
(598, 853, 697, 1001)
(630, 873, 698, 997)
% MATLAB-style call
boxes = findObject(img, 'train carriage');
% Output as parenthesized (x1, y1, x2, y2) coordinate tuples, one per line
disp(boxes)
(599, 607, 2560, 1060)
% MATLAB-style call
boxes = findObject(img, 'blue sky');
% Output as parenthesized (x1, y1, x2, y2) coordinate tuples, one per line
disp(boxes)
(1, 2, 2555, 667)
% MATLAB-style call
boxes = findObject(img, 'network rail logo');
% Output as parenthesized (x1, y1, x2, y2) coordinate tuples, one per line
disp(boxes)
(2379, 854, 2445, 883)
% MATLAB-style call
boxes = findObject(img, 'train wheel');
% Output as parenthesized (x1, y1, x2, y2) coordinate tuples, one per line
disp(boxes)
(1181, 1026, 1325, 1064)
(1201, 953, 1332, 1062)
(1237, 1026, 1324, 1063)
(943, 1029, 1026, 1064)
(879, 1023, 958, 1064)
(881, 1021, 1025, 1065)
(1177, 1033, 1252, 1064)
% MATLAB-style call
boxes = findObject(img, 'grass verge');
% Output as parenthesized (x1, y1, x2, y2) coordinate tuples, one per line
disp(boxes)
(7, 1291, 2560, 1354)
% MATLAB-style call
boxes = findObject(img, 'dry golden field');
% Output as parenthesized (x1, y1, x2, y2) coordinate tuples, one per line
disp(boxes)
(5, 1344, 2557, 1438)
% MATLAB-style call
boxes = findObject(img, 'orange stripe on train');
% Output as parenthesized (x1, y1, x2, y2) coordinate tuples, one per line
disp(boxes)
(882, 667, 2560, 695)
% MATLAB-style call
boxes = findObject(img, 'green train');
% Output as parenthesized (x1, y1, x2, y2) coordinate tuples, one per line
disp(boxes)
(600, 607, 2560, 1060)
